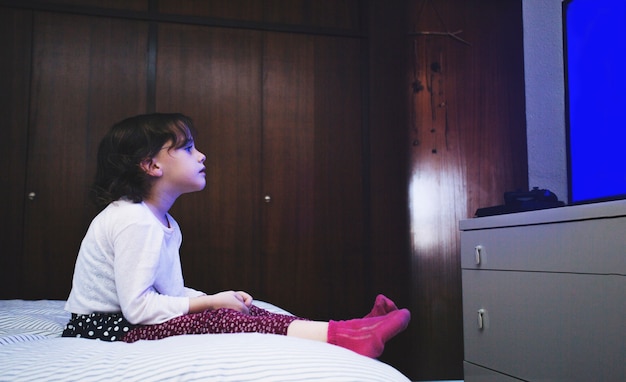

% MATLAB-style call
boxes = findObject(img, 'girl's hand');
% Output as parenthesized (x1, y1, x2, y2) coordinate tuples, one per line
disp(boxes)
(211, 290, 253, 313)
(235, 290, 253, 307)
(190, 290, 253, 314)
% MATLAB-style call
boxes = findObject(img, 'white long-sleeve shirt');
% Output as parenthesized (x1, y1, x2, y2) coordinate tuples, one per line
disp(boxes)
(65, 199, 205, 325)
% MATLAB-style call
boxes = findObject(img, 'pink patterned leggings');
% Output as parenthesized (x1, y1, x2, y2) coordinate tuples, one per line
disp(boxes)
(122, 305, 302, 343)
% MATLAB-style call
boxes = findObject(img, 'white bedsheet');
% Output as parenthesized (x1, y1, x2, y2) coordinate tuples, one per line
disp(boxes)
(0, 300, 410, 381)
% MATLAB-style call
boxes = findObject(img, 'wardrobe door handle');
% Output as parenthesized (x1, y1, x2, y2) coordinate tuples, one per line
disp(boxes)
(28, 192, 36, 201)
(264, 195, 271, 203)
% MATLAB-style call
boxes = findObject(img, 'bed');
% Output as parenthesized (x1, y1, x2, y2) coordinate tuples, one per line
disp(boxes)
(0, 299, 411, 381)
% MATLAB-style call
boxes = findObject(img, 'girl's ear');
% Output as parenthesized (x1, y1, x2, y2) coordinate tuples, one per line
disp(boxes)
(140, 158, 162, 177)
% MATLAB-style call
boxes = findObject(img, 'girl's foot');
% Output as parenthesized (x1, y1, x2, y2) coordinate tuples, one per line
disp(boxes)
(328, 308, 410, 358)
(364, 294, 399, 318)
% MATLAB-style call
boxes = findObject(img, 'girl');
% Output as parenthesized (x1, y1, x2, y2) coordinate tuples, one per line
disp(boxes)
(63, 113, 410, 358)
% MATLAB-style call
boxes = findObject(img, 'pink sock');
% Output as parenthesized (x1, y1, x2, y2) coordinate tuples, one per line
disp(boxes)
(328, 308, 410, 358)
(364, 294, 399, 318)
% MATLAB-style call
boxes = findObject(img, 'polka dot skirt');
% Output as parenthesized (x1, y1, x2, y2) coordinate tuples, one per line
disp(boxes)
(62, 312, 136, 341)
(123, 305, 302, 343)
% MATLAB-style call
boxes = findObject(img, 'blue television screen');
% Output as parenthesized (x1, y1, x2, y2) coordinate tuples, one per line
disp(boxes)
(564, 0, 626, 204)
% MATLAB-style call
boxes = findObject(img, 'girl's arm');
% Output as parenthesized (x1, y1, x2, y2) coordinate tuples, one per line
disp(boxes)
(183, 286, 206, 298)
(189, 290, 253, 314)
(114, 213, 192, 324)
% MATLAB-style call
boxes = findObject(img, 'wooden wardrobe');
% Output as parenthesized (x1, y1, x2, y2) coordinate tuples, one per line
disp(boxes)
(0, 0, 379, 317)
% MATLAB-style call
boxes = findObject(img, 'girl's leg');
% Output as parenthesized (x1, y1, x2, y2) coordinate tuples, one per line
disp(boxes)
(287, 308, 410, 358)
(286, 320, 328, 341)
(123, 296, 410, 358)
(122, 305, 301, 343)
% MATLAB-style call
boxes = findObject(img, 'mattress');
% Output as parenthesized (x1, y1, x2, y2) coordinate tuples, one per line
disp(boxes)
(0, 299, 410, 381)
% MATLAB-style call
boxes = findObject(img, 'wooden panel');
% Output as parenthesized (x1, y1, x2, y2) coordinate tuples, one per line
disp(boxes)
(157, 0, 361, 31)
(310, 34, 366, 318)
(22, 11, 148, 299)
(156, 23, 264, 297)
(157, 0, 264, 21)
(262, 32, 365, 319)
(0, 7, 32, 298)
(29, 0, 149, 11)
(262, 0, 361, 30)
(365, 0, 413, 374)
(261, 32, 316, 316)
(405, 0, 527, 379)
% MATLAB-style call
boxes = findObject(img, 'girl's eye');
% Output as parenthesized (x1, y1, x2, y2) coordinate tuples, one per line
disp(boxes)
(184, 145, 193, 153)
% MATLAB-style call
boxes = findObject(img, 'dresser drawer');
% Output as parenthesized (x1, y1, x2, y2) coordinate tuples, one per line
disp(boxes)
(462, 269, 626, 382)
(461, 216, 626, 274)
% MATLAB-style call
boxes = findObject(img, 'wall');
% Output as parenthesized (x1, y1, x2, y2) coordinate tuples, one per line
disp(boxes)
(522, 0, 568, 201)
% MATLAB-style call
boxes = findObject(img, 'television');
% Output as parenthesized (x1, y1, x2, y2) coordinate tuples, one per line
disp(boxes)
(564, 0, 626, 205)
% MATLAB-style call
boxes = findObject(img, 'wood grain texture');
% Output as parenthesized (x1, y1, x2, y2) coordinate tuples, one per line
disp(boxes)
(32, 0, 149, 11)
(0, 2, 529, 380)
(261, 32, 366, 319)
(405, 0, 528, 379)
(154, 22, 366, 321)
(157, 0, 361, 31)
(365, 0, 413, 374)
(21, 11, 149, 298)
(0, 8, 32, 298)
(156, 22, 265, 299)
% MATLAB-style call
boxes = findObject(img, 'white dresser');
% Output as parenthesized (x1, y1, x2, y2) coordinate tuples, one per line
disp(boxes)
(460, 200, 626, 381)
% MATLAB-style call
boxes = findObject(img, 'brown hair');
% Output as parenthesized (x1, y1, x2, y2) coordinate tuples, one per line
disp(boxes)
(91, 113, 196, 208)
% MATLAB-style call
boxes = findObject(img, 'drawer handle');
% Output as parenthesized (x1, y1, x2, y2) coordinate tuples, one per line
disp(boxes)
(477, 309, 486, 330)
(474, 245, 484, 265)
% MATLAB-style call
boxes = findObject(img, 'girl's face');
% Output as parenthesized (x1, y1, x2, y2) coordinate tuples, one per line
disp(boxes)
(151, 139, 207, 196)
